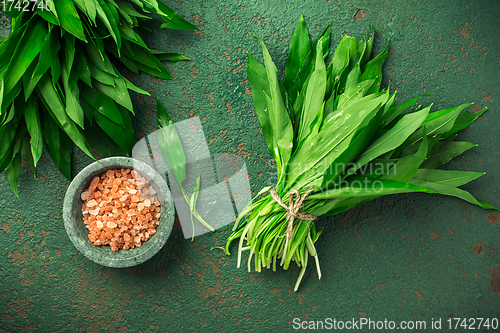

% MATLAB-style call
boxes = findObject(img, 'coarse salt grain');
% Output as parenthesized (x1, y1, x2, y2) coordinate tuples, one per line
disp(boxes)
(107, 222, 117, 228)
(87, 199, 97, 207)
(81, 191, 90, 201)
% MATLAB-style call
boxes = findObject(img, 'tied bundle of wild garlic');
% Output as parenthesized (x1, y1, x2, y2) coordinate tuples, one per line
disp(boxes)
(0, 0, 197, 196)
(224, 15, 497, 291)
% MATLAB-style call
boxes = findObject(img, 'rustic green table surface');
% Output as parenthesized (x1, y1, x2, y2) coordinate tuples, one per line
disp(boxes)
(1, 0, 500, 332)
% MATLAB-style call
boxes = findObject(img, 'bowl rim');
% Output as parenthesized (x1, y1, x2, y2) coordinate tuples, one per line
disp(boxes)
(63, 156, 175, 268)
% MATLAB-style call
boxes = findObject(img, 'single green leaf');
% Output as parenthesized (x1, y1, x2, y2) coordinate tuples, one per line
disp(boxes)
(420, 103, 470, 139)
(359, 40, 389, 94)
(63, 33, 76, 75)
(0, 101, 15, 127)
(50, 51, 62, 88)
(88, 61, 116, 86)
(6, 152, 22, 197)
(412, 169, 484, 187)
(157, 98, 187, 185)
(307, 102, 325, 140)
(0, 143, 14, 174)
(283, 14, 311, 92)
(253, 34, 294, 183)
(326, 35, 351, 93)
(246, 66, 277, 164)
(23, 98, 43, 167)
(53, 0, 87, 42)
(84, 0, 98, 24)
(135, 57, 173, 80)
(124, 78, 150, 96)
(359, 27, 375, 68)
(442, 107, 487, 138)
(287, 23, 331, 106)
(410, 179, 484, 209)
(297, 39, 327, 143)
(151, 51, 190, 62)
(61, 66, 85, 129)
(421, 140, 477, 169)
(477, 200, 500, 211)
(380, 96, 418, 127)
(22, 134, 36, 177)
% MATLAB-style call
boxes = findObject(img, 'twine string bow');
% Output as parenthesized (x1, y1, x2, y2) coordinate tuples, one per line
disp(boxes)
(270, 187, 317, 240)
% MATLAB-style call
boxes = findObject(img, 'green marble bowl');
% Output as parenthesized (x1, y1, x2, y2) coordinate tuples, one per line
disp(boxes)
(63, 157, 175, 268)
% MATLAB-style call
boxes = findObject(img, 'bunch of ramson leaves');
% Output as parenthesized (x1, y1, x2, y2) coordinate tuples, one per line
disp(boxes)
(0, 0, 197, 196)
(224, 15, 497, 291)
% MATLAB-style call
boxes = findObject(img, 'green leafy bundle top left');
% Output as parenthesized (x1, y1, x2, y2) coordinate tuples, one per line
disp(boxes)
(0, 0, 198, 197)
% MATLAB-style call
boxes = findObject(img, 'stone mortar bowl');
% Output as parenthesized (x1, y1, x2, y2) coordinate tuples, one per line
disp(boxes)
(63, 157, 175, 268)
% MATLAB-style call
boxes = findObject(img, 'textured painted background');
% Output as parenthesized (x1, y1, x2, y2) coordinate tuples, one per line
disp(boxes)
(1, 0, 500, 331)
